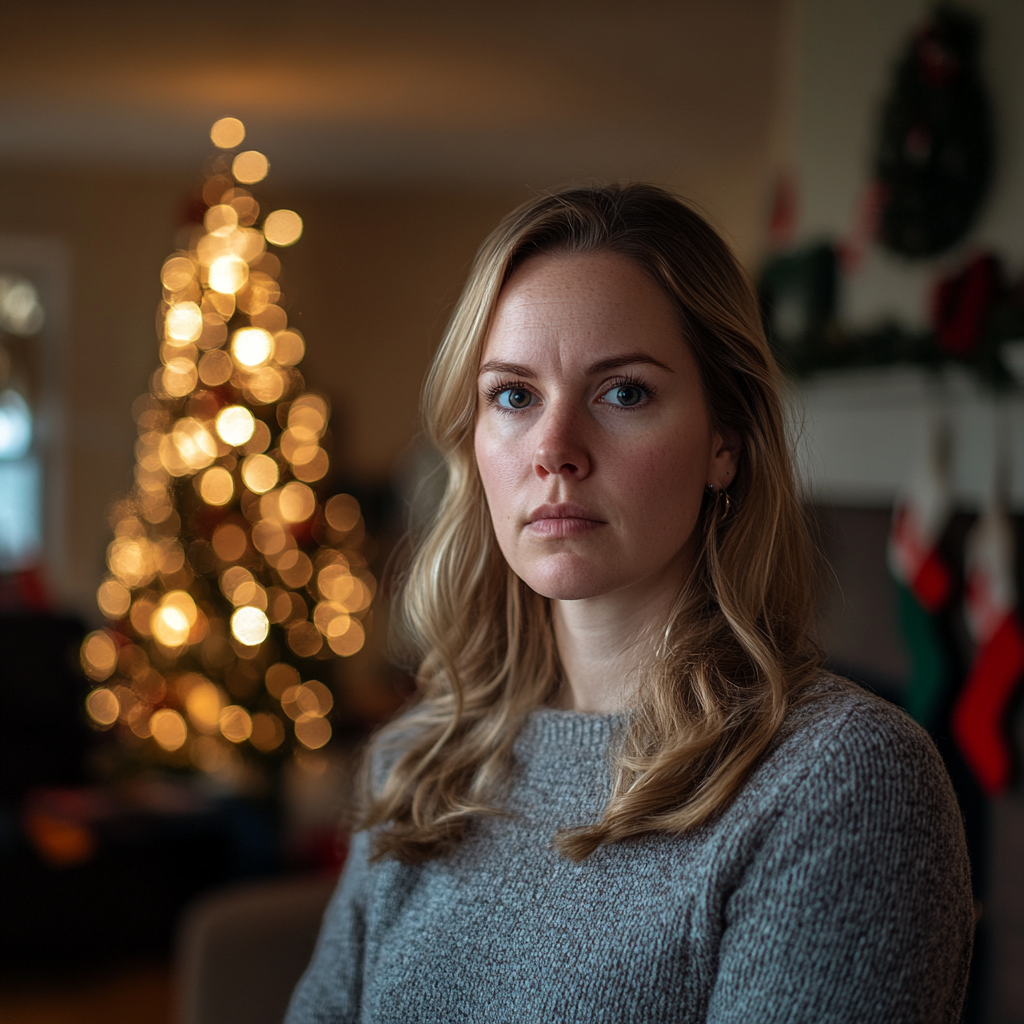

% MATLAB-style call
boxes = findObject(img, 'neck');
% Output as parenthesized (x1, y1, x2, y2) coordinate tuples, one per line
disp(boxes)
(551, 567, 683, 713)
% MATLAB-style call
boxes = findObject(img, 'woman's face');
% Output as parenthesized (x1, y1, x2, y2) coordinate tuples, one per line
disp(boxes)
(474, 251, 738, 603)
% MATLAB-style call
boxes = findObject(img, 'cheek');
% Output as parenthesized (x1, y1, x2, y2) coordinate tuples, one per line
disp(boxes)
(474, 425, 521, 530)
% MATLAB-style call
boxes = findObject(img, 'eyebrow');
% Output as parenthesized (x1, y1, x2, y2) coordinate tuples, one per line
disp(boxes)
(478, 353, 673, 378)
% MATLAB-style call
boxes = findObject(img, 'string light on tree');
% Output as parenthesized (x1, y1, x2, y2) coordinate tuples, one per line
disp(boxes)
(82, 118, 375, 777)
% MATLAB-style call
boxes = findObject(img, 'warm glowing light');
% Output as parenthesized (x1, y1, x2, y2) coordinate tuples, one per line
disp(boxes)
(165, 302, 203, 344)
(161, 256, 195, 292)
(172, 417, 217, 470)
(273, 330, 305, 366)
(250, 712, 285, 751)
(325, 494, 361, 532)
(231, 605, 269, 646)
(215, 405, 256, 445)
(108, 536, 157, 587)
(231, 327, 273, 368)
(219, 705, 253, 743)
(151, 591, 197, 647)
(277, 550, 313, 589)
(192, 735, 231, 772)
(242, 420, 272, 455)
(198, 350, 234, 387)
(130, 594, 158, 635)
(208, 255, 249, 294)
(287, 621, 322, 658)
(162, 358, 199, 398)
(241, 453, 279, 494)
(293, 448, 329, 483)
(246, 367, 285, 404)
(81, 631, 118, 681)
(288, 394, 328, 440)
(232, 150, 269, 184)
(220, 566, 259, 606)
(86, 688, 120, 727)
(151, 708, 188, 751)
(265, 662, 299, 698)
(327, 618, 365, 656)
(252, 519, 287, 555)
(204, 204, 239, 233)
(263, 209, 303, 247)
(295, 714, 331, 750)
(212, 522, 248, 561)
(211, 117, 246, 149)
(281, 680, 333, 718)
(277, 482, 314, 523)
(199, 466, 234, 506)
(185, 680, 224, 734)
(97, 579, 131, 619)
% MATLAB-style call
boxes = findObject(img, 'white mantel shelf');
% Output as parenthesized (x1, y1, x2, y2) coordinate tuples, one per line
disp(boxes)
(790, 367, 1024, 512)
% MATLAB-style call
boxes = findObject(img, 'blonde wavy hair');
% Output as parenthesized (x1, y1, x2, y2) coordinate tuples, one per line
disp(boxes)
(363, 183, 822, 863)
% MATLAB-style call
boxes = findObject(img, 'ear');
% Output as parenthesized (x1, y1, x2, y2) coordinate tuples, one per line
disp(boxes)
(707, 427, 742, 491)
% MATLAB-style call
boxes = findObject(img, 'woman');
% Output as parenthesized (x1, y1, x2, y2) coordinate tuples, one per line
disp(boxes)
(286, 184, 973, 1023)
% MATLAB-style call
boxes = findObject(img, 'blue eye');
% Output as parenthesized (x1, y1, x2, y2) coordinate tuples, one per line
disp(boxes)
(498, 387, 535, 410)
(603, 383, 646, 407)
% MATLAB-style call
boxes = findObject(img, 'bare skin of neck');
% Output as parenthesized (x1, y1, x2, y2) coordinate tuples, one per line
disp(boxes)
(550, 554, 687, 713)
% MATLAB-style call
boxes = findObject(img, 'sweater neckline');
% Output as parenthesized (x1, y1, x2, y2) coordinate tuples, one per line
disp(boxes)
(520, 706, 627, 749)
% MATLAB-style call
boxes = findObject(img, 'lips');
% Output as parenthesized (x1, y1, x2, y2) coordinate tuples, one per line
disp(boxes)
(525, 503, 605, 538)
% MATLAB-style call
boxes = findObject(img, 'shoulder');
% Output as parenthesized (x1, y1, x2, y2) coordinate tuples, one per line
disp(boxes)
(741, 674, 963, 845)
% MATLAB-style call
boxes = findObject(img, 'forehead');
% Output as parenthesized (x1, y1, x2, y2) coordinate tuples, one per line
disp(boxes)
(480, 251, 685, 365)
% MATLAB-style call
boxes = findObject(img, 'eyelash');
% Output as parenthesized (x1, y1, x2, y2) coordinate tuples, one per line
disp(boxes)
(484, 375, 656, 413)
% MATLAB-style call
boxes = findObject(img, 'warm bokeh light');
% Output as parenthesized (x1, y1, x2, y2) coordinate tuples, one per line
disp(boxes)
(246, 366, 285, 404)
(215, 404, 256, 445)
(162, 358, 199, 398)
(232, 150, 269, 184)
(151, 590, 198, 647)
(208, 255, 249, 294)
(219, 705, 253, 743)
(295, 714, 331, 750)
(277, 550, 313, 589)
(287, 620, 322, 658)
(199, 466, 234, 506)
(263, 210, 303, 247)
(97, 578, 131, 619)
(264, 662, 299, 698)
(81, 630, 118, 681)
(250, 712, 285, 751)
(231, 327, 273, 368)
(161, 256, 195, 292)
(278, 481, 315, 523)
(151, 708, 188, 751)
(212, 521, 248, 561)
(86, 688, 120, 727)
(327, 618, 365, 656)
(185, 680, 224, 734)
(165, 302, 203, 344)
(230, 605, 269, 646)
(325, 494, 361, 533)
(198, 350, 234, 386)
(241, 420, 271, 454)
(273, 329, 305, 366)
(241, 453, 279, 494)
(293, 448, 329, 483)
(172, 417, 217, 470)
(88, 125, 381, 773)
(205, 204, 239, 233)
(211, 117, 246, 149)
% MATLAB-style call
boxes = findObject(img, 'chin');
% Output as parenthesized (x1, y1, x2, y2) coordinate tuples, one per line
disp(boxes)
(514, 557, 624, 602)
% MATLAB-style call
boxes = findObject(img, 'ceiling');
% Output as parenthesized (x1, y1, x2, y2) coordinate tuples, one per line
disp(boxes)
(0, 0, 785, 257)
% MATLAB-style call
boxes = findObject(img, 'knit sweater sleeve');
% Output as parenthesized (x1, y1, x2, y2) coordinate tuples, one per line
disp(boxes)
(706, 702, 974, 1024)
(283, 828, 371, 1024)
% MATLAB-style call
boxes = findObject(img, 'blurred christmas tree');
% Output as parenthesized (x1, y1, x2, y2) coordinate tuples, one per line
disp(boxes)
(79, 117, 375, 779)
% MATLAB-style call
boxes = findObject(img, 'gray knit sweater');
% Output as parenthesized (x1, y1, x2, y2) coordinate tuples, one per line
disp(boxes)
(285, 678, 973, 1023)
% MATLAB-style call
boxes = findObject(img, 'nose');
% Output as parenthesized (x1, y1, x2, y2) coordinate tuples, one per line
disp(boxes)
(533, 402, 591, 480)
